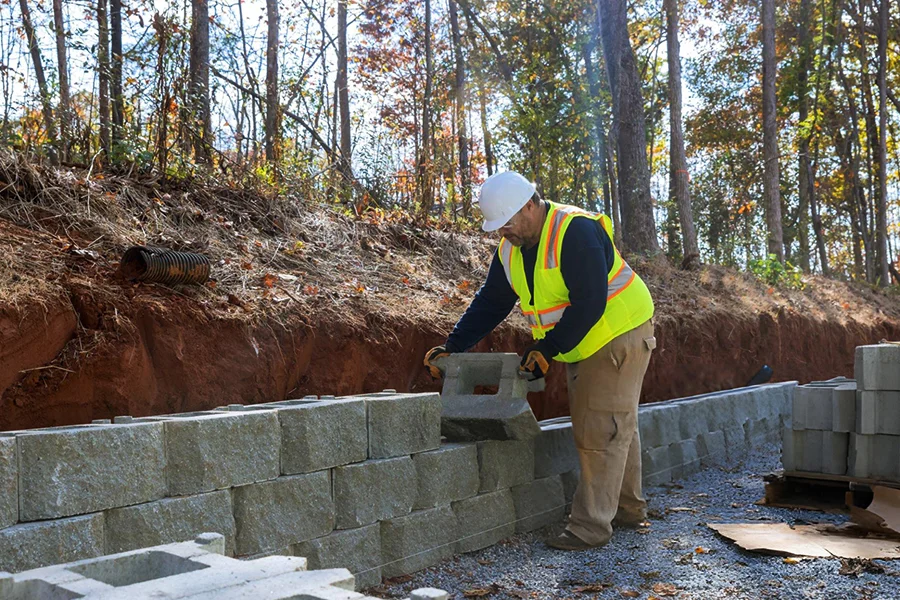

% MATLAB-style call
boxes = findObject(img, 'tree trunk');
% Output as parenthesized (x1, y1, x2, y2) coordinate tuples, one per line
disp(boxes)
(419, 0, 434, 217)
(582, 23, 610, 215)
(189, 0, 211, 165)
(597, 0, 659, 255)
(875, 0, 889, 285)
(664, 0, 699, 269)
(98, 0, 110, 158)
(18, 0, 58, 162)
(796, 0, 813, 271)
(153, 14, 169, 176)
(761, 0, 784, 262)
(449, 0, 470, 217)
(856, 0, 879, 282)
(477, 80, 494, 177)
(110, 0, 123, 146)
(264, 0, 280, 165)
(52, 0, 70, 161)
(337, 0, 352, 194)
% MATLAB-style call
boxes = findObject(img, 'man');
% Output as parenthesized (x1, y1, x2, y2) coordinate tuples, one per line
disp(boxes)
(424, 171, 656, 551)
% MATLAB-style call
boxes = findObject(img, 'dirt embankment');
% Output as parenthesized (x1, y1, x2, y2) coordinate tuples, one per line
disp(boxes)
(1, 157, 898, 430)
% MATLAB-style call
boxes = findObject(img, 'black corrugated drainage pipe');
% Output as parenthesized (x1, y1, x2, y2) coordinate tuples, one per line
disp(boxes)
(119, 246, 211, 285)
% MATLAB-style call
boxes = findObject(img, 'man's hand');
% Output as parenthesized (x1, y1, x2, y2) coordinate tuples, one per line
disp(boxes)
(519, 343, 552, 379)
(424, 345, 450, 379)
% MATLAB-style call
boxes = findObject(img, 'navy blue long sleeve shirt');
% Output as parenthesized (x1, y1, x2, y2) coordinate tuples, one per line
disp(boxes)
(445, 214, 614, 357)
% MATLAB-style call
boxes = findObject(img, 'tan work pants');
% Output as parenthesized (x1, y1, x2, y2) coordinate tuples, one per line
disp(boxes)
(565, 319, 656, 546)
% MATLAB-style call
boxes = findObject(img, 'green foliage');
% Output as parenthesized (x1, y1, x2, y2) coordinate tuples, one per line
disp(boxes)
(748, 254, 806, 290)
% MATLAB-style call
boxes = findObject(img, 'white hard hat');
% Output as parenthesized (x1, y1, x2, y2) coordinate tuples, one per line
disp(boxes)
(477, 171, 537, 232)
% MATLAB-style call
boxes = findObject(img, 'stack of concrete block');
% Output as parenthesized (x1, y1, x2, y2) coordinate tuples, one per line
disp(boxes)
(433, 353, 541, 441)
(849, 344, 900, 479)
(782, 377, 854, 475)
(0, 532, 447, 599)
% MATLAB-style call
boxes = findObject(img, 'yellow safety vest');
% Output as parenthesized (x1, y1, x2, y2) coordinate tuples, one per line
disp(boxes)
(496, 201, 654, 363)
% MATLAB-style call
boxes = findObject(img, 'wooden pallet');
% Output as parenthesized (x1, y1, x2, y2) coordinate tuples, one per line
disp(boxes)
(762, 470, 900, 512)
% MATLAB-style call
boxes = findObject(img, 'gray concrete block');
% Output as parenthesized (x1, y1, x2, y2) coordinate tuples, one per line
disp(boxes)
(723, 425, 750, 463)
(293, 524, 382, 591)
(0, 437, 16, 528)
(366, 393, 442, 459)
(0, 513, 104, 573)
(642, 445, 672, 487)
(697, 430, 726, 468)
(476, 440, 534, 492)
(856, 391, 900, 435)
(637, 405, 681, 448)
(105, 491, 236, 556)
(161, 411, 281, 497)
(560, 470, 579, 506)
(380, 506, 457, 577)
(832, 383, 857, 433)
(781, 426, 796, 471)
(334, 457, 416, 529)
(17, 423, 166, 521)
(792, 385, 834, 430)
(437, 353, 541, 442)
(671, 438, 700, 479)
(533, 420, 579, 478)
(822, 431, 849, 476)
(510, 476, 565, 533)
(452, 490, 515, 553)
(849, 434, 900, 480)
(412, 444, 479, 509)
(856, 344, 900, 391)
(233, 471, 334, 556)
(277, 399, 367, 474)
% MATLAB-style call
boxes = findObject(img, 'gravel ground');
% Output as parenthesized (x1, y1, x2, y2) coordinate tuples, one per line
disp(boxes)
(370, 445, 900, 600)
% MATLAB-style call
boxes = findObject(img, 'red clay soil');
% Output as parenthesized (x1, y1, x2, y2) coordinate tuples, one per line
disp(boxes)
(1, 229, 898, 430)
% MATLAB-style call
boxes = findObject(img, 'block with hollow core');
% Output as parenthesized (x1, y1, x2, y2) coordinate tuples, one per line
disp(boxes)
(412, 444, 479, 509)
(434, 353, 540, 442)
(151, 410, 281, 497)
(510, 476, 565, 533)
(292, 524, 382, 591)
(856, 344, 900, 391)
(17, 423, 166, 521)
(105, 490, 236, 556)
(476, 440, 534, 492)
(233, 471, 334, 556)
(856, 391, 900, 435)
(365, 393, 442, 459)
(452, 490, 515, 553)
(533, 418, 579, 478)
(333, 457, 416, 529)
(0, 513, 104, 573)
(0, 437, 16, 529)
(379, 506, 457, 578)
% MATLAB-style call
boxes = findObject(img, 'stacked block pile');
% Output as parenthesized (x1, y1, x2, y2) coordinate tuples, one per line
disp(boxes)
(0, 391, 563, 588)
(782, 344, 900, 479)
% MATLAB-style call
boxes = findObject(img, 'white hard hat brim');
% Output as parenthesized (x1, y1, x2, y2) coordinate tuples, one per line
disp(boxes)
(482, 216, 511, 232)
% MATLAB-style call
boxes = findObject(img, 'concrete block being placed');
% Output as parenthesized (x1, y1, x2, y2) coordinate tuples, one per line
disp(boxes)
(105, 491, 236, 556)
(856, 391, 900, 435)
(366, 393, 442, 459)
(276, 399, 368, 475)
(293, 524, 382, 590)
(17, 423, 166, 521)
(412, 444, 479, 509)
(0, 513, 104, 573)
(510, 476, 565, 533)
(452, 490, 515, 553)
(0, 436, 16, 528)
(158, 410, 281, 497)
(436, 353, 540, 442)
(533, 419, 579, 478)
(476, 440, 534, 492)
(380, 506, 457, 577)
(233, 471, 334, 556)
(856, 344, 900, 391)
(334, 457, 416, 529)
(832, 383, 857, 433)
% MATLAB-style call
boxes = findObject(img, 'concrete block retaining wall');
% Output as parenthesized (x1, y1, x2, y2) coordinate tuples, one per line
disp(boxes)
(0, 383, 795, 585)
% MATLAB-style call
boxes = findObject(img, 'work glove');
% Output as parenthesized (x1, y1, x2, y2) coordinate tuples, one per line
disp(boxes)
(424, 345, 450, 380)
(519, 342, 552, 380)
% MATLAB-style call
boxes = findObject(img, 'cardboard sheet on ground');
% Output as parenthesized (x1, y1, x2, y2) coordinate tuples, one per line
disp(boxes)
(708, 522, 900, 559)
(850, 486, 900, 538)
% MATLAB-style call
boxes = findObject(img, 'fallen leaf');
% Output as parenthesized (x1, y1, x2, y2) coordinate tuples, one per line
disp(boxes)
(652, 582, 678, 596)
(676, 552, 694, 564)
(620, 590, 639, 598)
(667, 507, 696, 514)
(383, 574, 413, 584)
(464, 584, 501, 597)
(477, 559, 494, 566)
(573, 583, 611, 593)
(783, 557, 802, 564)
(839, 558, 888, 577)
(640, 571, 661, 579)
(262, 273, 276, 288)
(240, 261, 253, 270)
(695, 546, 710, 554)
